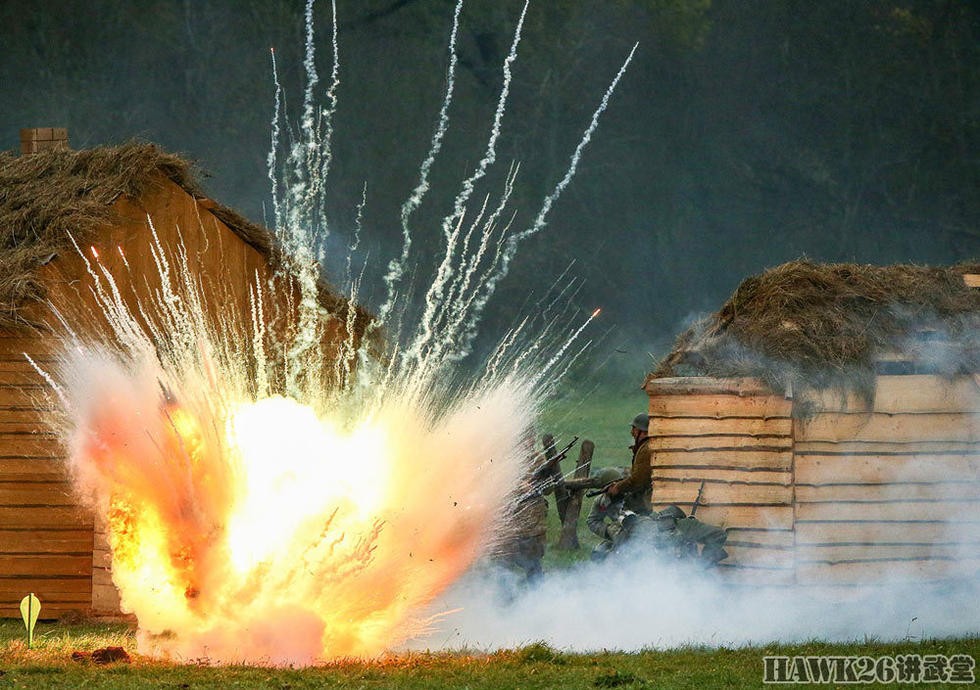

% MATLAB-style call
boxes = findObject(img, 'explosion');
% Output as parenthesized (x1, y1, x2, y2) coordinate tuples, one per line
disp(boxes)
(32, 0, 628, 665)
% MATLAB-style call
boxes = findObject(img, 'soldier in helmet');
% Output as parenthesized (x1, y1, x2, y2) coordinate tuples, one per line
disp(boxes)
(586, 466, 628, 561)
(605, 412, 654, 515)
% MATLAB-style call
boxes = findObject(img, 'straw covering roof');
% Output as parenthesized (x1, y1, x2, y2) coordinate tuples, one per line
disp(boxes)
(0, 142, 353, 328)
(651, 260, 980, 398)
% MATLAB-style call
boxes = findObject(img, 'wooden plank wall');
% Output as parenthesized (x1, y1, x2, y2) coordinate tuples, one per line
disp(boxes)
(0, 330, 94, 618)
(646, 377, 795, 584)
(793, 375, 980, 584)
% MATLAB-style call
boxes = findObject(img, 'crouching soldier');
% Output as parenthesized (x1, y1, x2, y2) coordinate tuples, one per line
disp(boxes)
(646, 505, 729, 567)
(587, 469, 729, 567)
(586, 466, 628, 561)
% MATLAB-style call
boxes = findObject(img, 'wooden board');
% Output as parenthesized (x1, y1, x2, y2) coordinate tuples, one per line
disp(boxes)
(653, 480, 792, 506)
(0, 433, 64, 458)
(798, 376, 980, 415)
(796, 500, 980, 523)
(716, 564, 795, 585)
(795, 413, 980, 444)
(652, 449, 792, 471)
(796, 482, 980, 503)
(649, 394, 792, 419)
(648, 435, 794, 452)
(796, 559, 980, 584)
(796, 521, 980, 545)
(0, 529, 93, 553)
(0, 385, 51, 407)
(0, 602, 91, 619)
(654, 416, 793, 437)
(645, 377, 774, 397)
(795, 454, 980, 485)
(0, 554, 91, 577)
(0, 506, 92, 529)
(724, 528, 795, 548)
(725, 544, 794, 569)
(797, 543, 980, 563)
(653, 504, 794, 530)
(0, 577, 91, 597)
(795, 440, 980, 454)
(652, 467, 791, 484)
(0, 482, 78, 507)
(0, 458, 70, 481)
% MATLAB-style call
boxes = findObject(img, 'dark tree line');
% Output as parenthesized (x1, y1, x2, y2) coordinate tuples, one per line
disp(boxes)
(1, 0, 976, 382)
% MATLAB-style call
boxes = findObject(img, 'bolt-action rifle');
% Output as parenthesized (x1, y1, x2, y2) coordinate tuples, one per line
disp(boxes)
(689, 480, 706, 518)
(532, 436, 579, 481)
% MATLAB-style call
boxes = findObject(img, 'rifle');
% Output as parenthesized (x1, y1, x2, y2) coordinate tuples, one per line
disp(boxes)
(689, 480, 706, 518)
(532, 436, 579, 481)
(586, 480, 617, 498)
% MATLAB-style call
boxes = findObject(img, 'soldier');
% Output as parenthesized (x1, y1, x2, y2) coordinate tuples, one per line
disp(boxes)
(505, 436, 551, 580)
(605, 412, 654, 514)
(587, 454, 729, 567)
(586, 466, 628, 561)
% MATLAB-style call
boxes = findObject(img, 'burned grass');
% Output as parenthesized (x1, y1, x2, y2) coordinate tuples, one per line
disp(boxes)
(652, 260, 980, 402)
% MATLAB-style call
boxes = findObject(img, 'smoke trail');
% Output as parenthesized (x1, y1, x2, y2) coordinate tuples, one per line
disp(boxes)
(402, 1, 529, 375)
(377, 0, 464, 326)
(457, 43, 640, 356)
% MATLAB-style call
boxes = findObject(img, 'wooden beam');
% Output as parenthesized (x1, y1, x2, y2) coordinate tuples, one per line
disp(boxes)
(795, 412, 980, 444)
(795, 454, 980, 485)
(654, 416, 793, 437)
(653, 467, 791, 484)
(796, 482, 980, 503)
(796, 500, 980, 523)
(648, 435, 793, 452)
(649, 394, 792, 419)
(0, 506, 93, 529)
(652, 449, 792, 471)
(796, 559, 980, 584)
(558, 439, 594, 550)
(653, 504, 794, 530)
(796, 521, 980, 545)
(797, 543, 980, 563)
(724, 528, 795, 548)
(798, 376, 980, 415)
(0, 529, 93, 553)
(645, 377, 775, 397)
(795, 440, 980, 454)
(654, 480, 793, 506)
(0, 554, 91, 577)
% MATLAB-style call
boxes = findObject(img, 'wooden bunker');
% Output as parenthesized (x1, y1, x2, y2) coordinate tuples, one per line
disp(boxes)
(0, 135, 370, 618)
(646, 260, 980, 587)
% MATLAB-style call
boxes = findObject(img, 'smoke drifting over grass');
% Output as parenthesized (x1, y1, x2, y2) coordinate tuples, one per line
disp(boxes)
(409, 548, 980, 652)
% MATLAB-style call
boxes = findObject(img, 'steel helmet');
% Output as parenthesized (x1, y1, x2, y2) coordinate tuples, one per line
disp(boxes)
(592, 466, 624, 486)
(631, 412, 650, 433)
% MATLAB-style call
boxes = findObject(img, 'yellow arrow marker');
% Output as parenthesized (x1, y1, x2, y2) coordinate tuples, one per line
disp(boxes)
(19, 593, 41, 648)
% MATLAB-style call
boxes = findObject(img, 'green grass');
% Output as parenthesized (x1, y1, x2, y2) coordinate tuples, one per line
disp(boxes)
(537, 386, 647, 568)
(1, 620, 976, 688)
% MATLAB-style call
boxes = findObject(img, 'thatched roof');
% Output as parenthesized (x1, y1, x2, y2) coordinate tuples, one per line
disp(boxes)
(0, 141, 363, 330)
(650, 260, 980, 398)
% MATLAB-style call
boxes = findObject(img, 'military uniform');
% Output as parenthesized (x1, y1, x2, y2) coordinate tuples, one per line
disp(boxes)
(609, 436, 653, 514)
(588, 493, 729, 566)
(506, 452, 550, 579)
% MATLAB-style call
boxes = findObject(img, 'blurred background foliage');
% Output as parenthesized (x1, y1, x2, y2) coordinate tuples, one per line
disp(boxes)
(1, 0, 976, 387)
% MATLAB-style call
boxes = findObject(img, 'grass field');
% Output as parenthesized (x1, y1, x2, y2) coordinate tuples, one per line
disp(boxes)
(1, 619, 977, 688)
(3, 385, 977, 687)
(537, 385, 649, 568)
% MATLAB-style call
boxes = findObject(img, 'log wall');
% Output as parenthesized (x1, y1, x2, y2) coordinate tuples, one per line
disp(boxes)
(1, 174, 345, 618)
(646, 374, 980, 586)
(793, 375, 980, 585)
(646, 377, 795, 585)
(0, 330, 94, 618)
